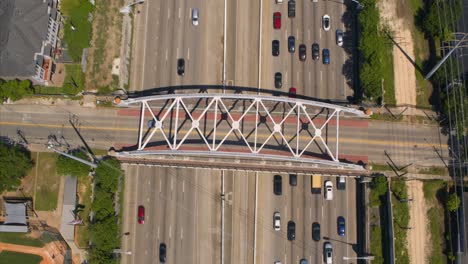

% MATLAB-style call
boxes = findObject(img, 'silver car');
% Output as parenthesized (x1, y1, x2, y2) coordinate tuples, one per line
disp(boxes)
(324, 242, 333, 264)
(192, 8, 199, 26)
(273, 211, 281, 231)
(336, 29, 343, 46)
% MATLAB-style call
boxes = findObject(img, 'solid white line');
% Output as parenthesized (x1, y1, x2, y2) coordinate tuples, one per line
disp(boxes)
(223, 0, 227, 90)
(140, 0, 151, 90)
(319, 29, 322, 40)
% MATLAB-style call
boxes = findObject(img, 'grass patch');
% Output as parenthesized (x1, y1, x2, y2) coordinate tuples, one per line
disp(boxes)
(370, 163, 394, 172)
(427, 207, 444, 264)
(76, 176, 92, 248)
(423, 180, 445, 201)
(34, 64, 84, 95)
(0, 233, 44, 247)
(391, 180, 410, 264)
(370, 225, 384, 264)
(382, 42, 396, 105)
(61, 0, 94, 62)
(0, 251, 42, 264)
(34, 152, 60, 211)
(370, 113, 403, 122)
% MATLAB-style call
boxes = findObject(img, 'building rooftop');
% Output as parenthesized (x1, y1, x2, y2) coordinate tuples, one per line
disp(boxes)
(0, 0, 50, 77)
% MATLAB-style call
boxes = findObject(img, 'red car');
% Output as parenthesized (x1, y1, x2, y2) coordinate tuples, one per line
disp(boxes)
(138, 205, 145, 224)
(289, 87, 297, 98)
(273, 12, 281, 29)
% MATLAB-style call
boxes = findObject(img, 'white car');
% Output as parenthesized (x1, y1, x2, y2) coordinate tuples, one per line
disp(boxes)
(325, 180, 333, 200)
(273, 211, 281, 231)
(322, 15, 330, 31)
(192, 8, 199, 26)
(324, 242, 333, 264)
(276, 0, 283, 4)
(336, 29, 343, 46)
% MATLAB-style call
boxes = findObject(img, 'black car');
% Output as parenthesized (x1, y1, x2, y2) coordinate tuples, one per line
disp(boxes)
(159, 243, 167, 262)
(299, 44, 306, 61)
(274, 72, 282, 89)
(288, 0, 295, 18)
(288, 36, 295, 53)
(312, 222, 321, 241)
(272, 40, 280, 56)
(287, 221, 296, 240)
(177, 58, 185, 76)
(273, 175, 282, 195)
(323, 48, 330, 65)
(289, 174, 297, 186)
(337, 176, 346, 190)
(312, 43, 319, 60)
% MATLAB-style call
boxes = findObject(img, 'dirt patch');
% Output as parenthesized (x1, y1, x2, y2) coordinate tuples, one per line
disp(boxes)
(406, 180, 428, 264)
(378, 0, 417, 106)
(50, 64, 66, 87)
(85, 0, 123, 90)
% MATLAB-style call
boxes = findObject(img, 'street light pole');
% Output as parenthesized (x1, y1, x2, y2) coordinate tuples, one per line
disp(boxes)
(120, 0, 145, 14)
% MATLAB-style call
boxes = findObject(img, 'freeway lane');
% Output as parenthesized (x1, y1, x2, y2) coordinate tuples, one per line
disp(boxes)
(0, 104, 448, 166)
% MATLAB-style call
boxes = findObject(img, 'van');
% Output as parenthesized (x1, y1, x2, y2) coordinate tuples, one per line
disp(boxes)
(192, 8, 199, 26)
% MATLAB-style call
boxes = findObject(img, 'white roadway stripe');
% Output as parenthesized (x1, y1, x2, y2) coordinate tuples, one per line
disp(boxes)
(165, 49, 168, 61)
(320, 70, 323, 82)
(309, 207, 312, 219)
(296, 71, 299, 82)
(159, 179, 162, 193)
(187, 48, 190, 60)
(319, 28, 322, 40)
(176, 47, 179, 59)
(181, 228, 183, 240)
(182, 180, 185, 193)
(168, 10, 170, 19)
(297, 28, 299, 39)
(169, 225, 172, 239)
(171, 177, 173, 190)
(308, 30, 310, 41)
(179, 7, 181, 19)
(157, 226, 160, 239)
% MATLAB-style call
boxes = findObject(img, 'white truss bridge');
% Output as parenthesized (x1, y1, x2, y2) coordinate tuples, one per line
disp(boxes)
(117, 93, 367, 170)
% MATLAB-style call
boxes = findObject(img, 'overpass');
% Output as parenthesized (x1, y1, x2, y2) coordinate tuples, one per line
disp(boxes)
(115, 93, 369, 174)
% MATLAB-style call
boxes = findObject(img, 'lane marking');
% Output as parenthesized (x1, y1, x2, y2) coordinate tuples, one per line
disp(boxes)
(183, 180, 185, 193)
(176, 47, 179, 59)
(181, 227, 184, 240)
(296, 71, 299, 82)
(187, 48, 190, 60)
(169, 225, 172, 239)
(157, 226, 160, 239)
(159, 179, 162, 193)
(319, 29, 322, 40)
(309, 71, 311, 82)
(179, 7, 181, 19)
(171, 177, 173, 190)
(165, 49, 168, 61)
(308, 30, 310, 41)
(320, 70, 323, 82)
(168, 10, 170, 19)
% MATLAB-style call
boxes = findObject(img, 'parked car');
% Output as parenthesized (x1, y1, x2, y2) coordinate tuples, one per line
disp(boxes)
(312, 222, 321, 241)
(276, 0, 283, 3)
(192, 8, 199, 26)
(336, 29, 343, 46)
(324, 242, 333, 264)
(159, 243, 167, 262)
(312, 43, 319, 60)
(288, 36, 295, 53)
(287, 221, 296, 240)
(289, 174, 297, 186)
(274, 175, 282, 195)
(288, 87, 296, 98)
(273, 12, 281, 29)
(325, 180, 333, 200)
(299, 259, 308, 264)
(137, 205, 145, 224)
(272, 40, 280, 56)
(337, 216, 345, 236)
(177, 58, 185, 76)
(337, 176, 346, 190)
(322, 49, 330, 65)
(274, 72, 282, 89)
(299, 44, 306, 61)
(322, 15, 330, 31)
(273, 211, 281, 231)
(288, 0, 295, 18)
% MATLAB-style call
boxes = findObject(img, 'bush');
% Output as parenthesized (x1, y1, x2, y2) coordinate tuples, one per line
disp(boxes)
(0, 79, 34, 102)
(369, 175, 387, 206)
(446, 192, 460, 212)
(0, 142, 33, 193)
(417, 0, 462, 39)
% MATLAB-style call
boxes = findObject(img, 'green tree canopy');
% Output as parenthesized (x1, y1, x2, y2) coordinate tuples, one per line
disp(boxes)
(0, 142, 33, 193)
(56, 149, 92, 178)
(94, 157, 122, 193)
(0, 79, 34, 102)
(446, 192, 461, 212)
(371, 175, 388, 195)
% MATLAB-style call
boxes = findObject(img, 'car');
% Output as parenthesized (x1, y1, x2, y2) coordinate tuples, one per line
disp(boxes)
(288, 87, 296, 98)
(288, 36, 295, 53)
(289, 174, 297, 185)
(177, 58, 185, 76)
(274, 175, 282, 195)
(274, 72, 282, 89)
(322, 15, 330, 31)
(273, 12, 281, 29)
(272, 40, 280, 56)
(312, 222, 321, 241)
(159, 243, 167, 262)
(274, 261, 282, 264)
(325, 180, 333, 200)
(288, 0, 295, 18)
(337, 176, 346, 190)
(148, 119, 156, 128)
(300, 259, 308, 264)
(312, 43, 319, 60)
(137, 205, 145, 224)
(273, 211, 281, 231)
(299, 44, 306, 61)
(324, 242, 333, 264)
(322, 49, 330, 65)
(276, 0, 283, 3)
(192, 8, 199, 26)
(337, 216, 345, 236)
(336, 29, 343, 46)
(287, 221, 295, 240)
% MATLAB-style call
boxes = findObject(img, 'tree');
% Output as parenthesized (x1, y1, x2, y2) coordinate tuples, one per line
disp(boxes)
(94, 157, 122, 193)
(56, 149, 92, 178)
(0, 79, 34, 102)
(371, 175, 388, 195)
(446, 192, 460, 212)
(0, 142, 33, 193)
